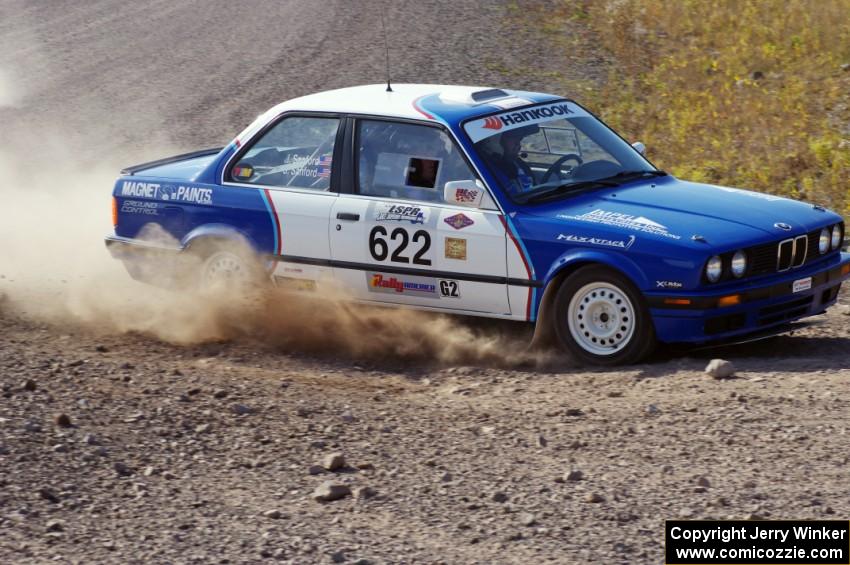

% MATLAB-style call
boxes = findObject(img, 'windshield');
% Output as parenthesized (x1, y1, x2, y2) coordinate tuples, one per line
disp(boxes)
(464, 100, 657, 204)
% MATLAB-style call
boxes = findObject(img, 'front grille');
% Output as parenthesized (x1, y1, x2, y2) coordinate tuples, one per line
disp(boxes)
(777, 239, 794, 271)
(739, 223, 842, 279)
(792, 235, 807, 268)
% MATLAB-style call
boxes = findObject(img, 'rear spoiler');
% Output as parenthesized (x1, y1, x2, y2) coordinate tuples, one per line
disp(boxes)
(120, 147, 223, 175)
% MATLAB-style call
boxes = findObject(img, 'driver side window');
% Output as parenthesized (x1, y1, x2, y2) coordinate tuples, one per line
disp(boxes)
(228, 116, 339, 190)
(356, 120, 477, 204)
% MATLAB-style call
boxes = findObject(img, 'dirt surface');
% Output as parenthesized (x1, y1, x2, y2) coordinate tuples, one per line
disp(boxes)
(2, 1, 850, 564)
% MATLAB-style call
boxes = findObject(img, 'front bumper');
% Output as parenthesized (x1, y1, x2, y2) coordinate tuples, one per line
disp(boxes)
(647, 252, 850, 344)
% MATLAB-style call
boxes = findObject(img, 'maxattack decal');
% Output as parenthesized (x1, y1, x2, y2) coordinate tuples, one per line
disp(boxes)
(558, 209, 681, 240)
(557, 234, 635, 250)
(445, 237, 467, 260)
(367, 273, 438, 297)
(444, 213, 474, 230)
(374, 203, 429, 224)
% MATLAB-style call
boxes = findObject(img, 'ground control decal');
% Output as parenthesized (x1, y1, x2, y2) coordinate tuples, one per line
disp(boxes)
(464, 100, 591, 143)
(120, 181, 213, 205)
(558, 209, 681, 240)
(120, 200, 159, 216)
(557, 233, 635, 250)
(367, 273, 438, 297)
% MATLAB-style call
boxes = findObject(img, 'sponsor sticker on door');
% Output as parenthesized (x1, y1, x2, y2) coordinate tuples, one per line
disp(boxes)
(445, 237, 467, 260)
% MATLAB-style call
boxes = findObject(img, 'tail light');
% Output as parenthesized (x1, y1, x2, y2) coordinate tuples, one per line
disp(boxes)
(112, 197, 118, 227)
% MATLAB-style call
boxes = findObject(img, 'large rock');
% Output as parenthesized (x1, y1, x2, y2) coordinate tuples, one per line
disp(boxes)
(313, 482, 351, 502)
(705, 359, 735, 379)
(323, 452, 346, 472)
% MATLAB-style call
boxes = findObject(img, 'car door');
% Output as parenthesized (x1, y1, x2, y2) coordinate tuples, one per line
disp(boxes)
(223, 113, 343, 289)
(329, 118, 510, 314)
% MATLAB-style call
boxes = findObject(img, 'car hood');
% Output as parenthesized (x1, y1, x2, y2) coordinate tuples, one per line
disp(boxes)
(523, 177, 837, 248)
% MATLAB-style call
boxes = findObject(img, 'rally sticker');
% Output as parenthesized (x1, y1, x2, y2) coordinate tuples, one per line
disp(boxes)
(120, 200, 159, 216)
(120, 181, 213, 205)
(445, 237, 467, 260)
(374, 203, 429, 224)
(792, 277, 812, 293)
(366, 272, 439, 298)
(557, 233, 635, 250)
(444, 213, 474, 230)
(558, 209, 681, 240)
(464, 100, 591, 143)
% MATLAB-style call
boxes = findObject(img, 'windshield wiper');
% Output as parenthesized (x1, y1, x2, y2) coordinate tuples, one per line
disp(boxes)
(601, 170, 668, 183)
(517, 179, 619, 205)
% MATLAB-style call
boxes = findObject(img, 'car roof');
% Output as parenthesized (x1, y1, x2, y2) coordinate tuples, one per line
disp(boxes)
(246, 84, 562, 132)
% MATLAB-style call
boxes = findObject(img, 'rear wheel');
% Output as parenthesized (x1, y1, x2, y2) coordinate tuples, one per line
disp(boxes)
(552, 265, 656, 365)
(192, 240, 268, 292)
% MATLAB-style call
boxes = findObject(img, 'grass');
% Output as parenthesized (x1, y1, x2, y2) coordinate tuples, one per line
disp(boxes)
(533, 0, 850, 215)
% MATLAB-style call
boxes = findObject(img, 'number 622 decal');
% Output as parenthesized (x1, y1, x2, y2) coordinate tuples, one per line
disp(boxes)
(369, 226, 431, 265)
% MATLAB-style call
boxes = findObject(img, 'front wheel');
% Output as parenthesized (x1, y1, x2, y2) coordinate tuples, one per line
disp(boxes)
(552, 265, 656, 365)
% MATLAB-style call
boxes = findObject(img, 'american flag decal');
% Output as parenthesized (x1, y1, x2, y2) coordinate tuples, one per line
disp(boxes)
(318, 154, 332, 178)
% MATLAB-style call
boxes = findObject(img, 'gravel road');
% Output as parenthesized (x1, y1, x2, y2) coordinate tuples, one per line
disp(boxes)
(1, 1, 849, 564)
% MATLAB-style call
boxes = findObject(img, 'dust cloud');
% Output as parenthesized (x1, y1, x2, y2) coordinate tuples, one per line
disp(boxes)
(0, 77, 552, 368)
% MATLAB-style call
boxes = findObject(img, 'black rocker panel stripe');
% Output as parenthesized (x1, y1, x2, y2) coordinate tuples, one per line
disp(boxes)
(269, 253, 542, 288)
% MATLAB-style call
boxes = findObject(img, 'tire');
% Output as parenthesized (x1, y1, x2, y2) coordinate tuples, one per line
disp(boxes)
(193, 240, 268, 292)
(552, 265, 656, 365)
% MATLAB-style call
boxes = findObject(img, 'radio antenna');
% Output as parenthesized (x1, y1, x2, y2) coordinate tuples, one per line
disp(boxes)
(380, 11, 393, 92)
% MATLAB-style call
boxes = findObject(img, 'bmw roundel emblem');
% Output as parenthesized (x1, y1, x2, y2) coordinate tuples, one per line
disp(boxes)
(774, 222, 792, 231)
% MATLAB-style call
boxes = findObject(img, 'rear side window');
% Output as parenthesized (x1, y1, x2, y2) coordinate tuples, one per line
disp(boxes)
(356, 120, 476, 203)
(229, 116, 339, 190)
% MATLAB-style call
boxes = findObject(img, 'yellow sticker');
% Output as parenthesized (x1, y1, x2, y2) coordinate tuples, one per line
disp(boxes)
(445, 237, 467, 260)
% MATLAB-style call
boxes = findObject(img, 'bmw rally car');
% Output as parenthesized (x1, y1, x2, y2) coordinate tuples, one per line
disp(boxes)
(106, 84, 850, 365)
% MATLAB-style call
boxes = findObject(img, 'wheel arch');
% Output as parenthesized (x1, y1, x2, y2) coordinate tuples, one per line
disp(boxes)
(180, 223, 261, 257)
(531, 250, 649, 346)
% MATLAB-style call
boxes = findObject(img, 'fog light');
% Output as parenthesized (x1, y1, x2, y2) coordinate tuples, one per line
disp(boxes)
(731, 250, 747, 278)
(819, 228, 830, 254)
(706, 255, 723, 282)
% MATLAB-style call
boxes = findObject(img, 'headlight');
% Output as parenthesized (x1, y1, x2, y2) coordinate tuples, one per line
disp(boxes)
(831, 224, 843, 250)
(731, 250, 747, 277)
(706, 255, 723, 282)
(819, 228, 831, 254)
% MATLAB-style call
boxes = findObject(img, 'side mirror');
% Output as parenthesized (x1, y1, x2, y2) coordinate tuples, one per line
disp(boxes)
(631, 141, 646, 156)
(444, 179, 485, 207)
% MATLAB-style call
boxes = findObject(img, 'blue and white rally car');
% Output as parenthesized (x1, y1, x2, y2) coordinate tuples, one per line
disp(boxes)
(106, 84, 849, 365)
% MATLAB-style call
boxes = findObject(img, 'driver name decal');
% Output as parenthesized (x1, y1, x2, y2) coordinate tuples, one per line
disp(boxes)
(558, 209, 681, 240)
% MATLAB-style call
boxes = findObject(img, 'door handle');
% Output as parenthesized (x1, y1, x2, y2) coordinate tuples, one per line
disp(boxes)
(336, 212, 360, 221)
